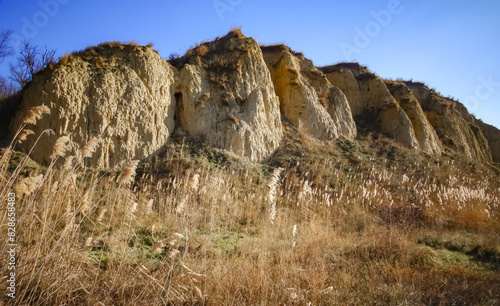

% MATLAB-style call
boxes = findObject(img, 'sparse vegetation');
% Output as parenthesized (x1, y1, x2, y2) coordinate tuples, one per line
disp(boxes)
(1, 110, 499, 304)
(196, 44, 209, 57)
(229, 25, 244, 38)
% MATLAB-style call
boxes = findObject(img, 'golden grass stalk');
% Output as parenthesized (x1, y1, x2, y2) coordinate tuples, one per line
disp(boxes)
(96, 208, 107, 223)
(50, 136, 72, 159)
(80, 191, 90, 214)
(14, 174, 44, 196)
(129, 202, 138, 218)
(63, 156, 75, 170)
(266, 167, 284, 224)
(168, 249, 180, 259)
(267, 167, 284, 188)
(116, 160, 139, 186)
(15, 129, 35, 143)
(61, 174, 77, 190)
(22, 104, 50, 125)
(176, 195, 188, 215)
(84, 237, 93, 248)
(194, 286, 204, 300)
(189, 174, 200, 191)
(50, 181, 59, 193)
(81, 137, 100, 158)
(145, 198, 154, 214)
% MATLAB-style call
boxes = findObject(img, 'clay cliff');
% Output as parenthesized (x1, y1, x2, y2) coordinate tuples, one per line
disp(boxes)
(404, 81, 492, 162)
(8, 30, 500, 167)
(10, 43, 176, 168)
(321, 63, 496, 163)
(172, 32, 284, 162)
(261, 45, 356, 141)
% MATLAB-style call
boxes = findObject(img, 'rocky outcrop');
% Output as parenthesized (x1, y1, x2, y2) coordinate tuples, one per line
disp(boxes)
(320, 66, 363, 116)
(11, 43, 176, 168)
(8, 31, 499, 167)
(385, 81, 443, 155)
(322, 64, 419, 150)
(476, 121, 500, 163)
(405, 82, 492, 163)
(261, 45, 356, 140)
(172, 31, 283, 162)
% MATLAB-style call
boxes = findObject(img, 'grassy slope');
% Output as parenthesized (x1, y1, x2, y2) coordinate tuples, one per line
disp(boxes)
(1, 122, 500, 305)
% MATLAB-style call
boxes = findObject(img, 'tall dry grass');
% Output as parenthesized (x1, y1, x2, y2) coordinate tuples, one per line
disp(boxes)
(1, 118, 499, 304)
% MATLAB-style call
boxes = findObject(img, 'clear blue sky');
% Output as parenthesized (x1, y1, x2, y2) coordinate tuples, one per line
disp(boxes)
(1, 0, 499, 128)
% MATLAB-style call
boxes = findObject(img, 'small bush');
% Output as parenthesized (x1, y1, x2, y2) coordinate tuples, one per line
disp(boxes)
(229, 25, 244, 38)
(59, 53, 71, 65)
(196, 44, 209, 57)
(317, 91, 328, 108)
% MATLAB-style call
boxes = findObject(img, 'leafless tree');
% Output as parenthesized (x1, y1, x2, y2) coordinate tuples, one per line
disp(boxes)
(9, 40, 56, 88)
(0, 76, 16, 97)
(0, 30, 14, 63)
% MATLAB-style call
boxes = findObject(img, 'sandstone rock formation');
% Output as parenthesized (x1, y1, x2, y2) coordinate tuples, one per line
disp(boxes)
(477, 121, 500, 163)
(172, 31, 283, 162)
(405, 82, 492, 163)
(11, 43, 176, 168)
(8, 31, 500, 167)
(261, 45, 356, 140)
(322, 64, 419, 150)
(385, 81, 443, 155)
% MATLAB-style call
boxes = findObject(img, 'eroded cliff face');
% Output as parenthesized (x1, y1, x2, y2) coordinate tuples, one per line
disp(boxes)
(405, 82, 492, 163)
(320, 64, 498, 162)
(261, 45, 356, 141)
(173, 32, 283, 162)
(385, 81, 443, 156)
(322, 64, 419, 150)
(11, 44, 176, 168)
(477, 121, 500, 163)
(8, 31, 500, 167)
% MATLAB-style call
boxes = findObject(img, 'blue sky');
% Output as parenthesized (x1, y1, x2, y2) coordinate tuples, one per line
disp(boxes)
(0, 0, 499, 128)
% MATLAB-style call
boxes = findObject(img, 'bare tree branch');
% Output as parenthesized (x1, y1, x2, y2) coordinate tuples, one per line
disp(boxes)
(9, 40, 56, 88)
(0, 30, 14, 63)
(0, 76, 16, 98)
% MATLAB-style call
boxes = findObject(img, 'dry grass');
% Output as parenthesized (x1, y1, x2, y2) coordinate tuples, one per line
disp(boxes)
(229, 25, 244, 38)
(58, 53, 71, 66)
(196, 44, 209, 57)
(317, 91, 329, 108)
(1, 119, 499, 304)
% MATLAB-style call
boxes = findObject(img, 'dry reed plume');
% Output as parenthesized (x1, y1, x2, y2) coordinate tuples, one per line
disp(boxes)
(22, 104, 50, 125)
(13, 174, 43, 196)
(81, 137, 100, 159)
(116, 160, 139, 186)
(50, 135, 72, 159)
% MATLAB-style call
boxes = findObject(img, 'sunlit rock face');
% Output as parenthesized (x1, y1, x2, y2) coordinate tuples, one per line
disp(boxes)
(11, 44, 176, 168)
